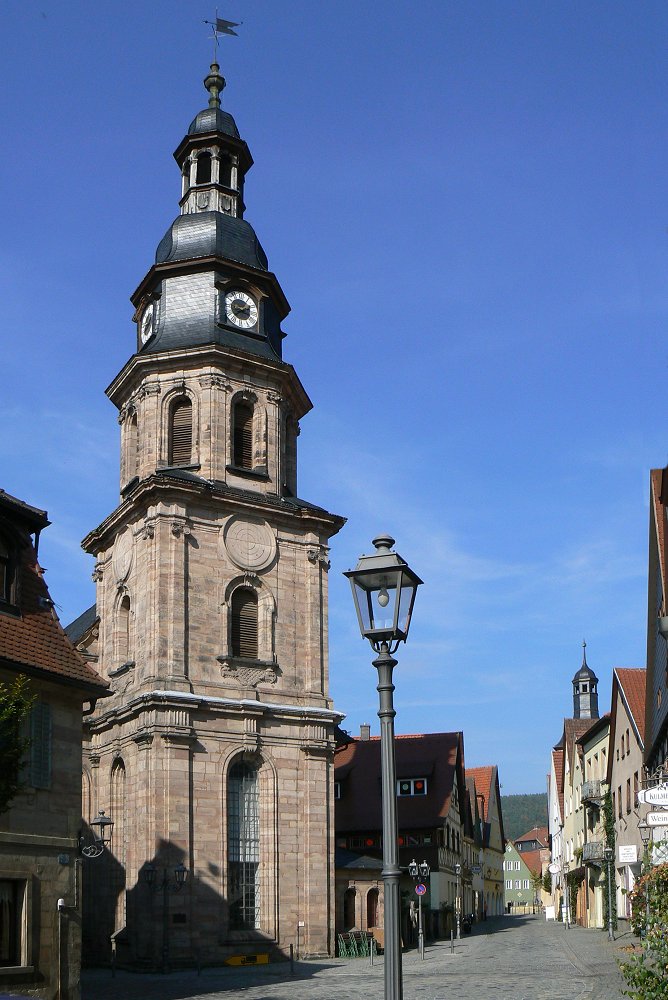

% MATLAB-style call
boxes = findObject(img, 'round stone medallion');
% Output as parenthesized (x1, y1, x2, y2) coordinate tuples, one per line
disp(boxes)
(223, 516, 276, 572)
(112, 528, 133, 582)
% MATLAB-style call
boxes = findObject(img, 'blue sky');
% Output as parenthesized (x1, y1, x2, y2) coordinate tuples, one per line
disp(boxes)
(2, 2, 667, 794)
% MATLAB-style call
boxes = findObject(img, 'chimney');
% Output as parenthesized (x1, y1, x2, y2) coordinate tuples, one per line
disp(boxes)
(360, 723, 371, 741)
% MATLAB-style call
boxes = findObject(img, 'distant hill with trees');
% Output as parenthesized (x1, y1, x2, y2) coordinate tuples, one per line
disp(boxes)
(501, 793, 548, 842)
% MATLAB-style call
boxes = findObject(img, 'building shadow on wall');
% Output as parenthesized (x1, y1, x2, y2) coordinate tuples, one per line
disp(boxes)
(83, 836, 290, 972)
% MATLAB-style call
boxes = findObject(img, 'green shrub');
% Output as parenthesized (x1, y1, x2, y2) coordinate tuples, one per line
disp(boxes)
(619, 862, 668, 1000)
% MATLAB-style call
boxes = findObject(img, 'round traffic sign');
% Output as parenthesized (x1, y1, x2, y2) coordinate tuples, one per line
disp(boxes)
(415, 883, 427, 895)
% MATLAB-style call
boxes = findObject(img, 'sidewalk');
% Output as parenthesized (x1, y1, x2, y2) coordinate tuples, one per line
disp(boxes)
(81, 915, 630, 1000)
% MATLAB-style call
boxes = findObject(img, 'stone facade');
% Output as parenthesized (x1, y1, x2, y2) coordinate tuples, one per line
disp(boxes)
(77, 64, 345, 968)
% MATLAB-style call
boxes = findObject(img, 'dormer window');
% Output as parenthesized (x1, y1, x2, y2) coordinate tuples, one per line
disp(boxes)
(196, 152, 212, 185)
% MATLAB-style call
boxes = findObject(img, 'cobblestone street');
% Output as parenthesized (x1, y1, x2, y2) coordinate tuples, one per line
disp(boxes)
(81, 915, 630, 1000)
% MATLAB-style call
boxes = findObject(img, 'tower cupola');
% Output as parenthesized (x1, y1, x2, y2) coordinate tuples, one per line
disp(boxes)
(572, 641, 599, 719)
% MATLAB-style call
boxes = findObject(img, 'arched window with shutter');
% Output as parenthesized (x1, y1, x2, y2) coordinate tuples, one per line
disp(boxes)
(231, 587, 258, 659)
(169, 398, 192, 467)
(232, 401, 254, 469)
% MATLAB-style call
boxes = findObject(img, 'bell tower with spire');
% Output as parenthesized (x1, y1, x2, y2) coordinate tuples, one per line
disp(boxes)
(79, 57, 345, 966)
(572, 641, 600, 720)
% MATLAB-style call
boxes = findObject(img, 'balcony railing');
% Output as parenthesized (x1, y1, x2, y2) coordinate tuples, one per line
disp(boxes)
(581, 780, 602, 803)
(582, 841, 605, 863)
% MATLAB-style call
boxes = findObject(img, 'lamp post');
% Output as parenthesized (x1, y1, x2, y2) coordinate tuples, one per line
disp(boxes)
(345, 535, 422, 1000)
(455, 863, 462, 939)
(638, 821, 652, 935)
(408, 859, 430, 959)
(79, 809, 114, 859)
(604, 846, 615, 941)
(142, 862, 188, 972)
(563, 861, 570, 929)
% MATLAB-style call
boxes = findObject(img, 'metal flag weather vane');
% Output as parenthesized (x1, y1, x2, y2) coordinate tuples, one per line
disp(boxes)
(204, 12, 241, 58)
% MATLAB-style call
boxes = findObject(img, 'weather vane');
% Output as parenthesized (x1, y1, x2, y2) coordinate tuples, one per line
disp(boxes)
(204, 11, 241, 60)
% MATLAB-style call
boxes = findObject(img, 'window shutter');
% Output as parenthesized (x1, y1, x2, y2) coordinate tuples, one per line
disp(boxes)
(233, 404, 253, 469)
(231, 589, 258, 659)
(29, 702, 51, 789)
(170, 400, 192, 466)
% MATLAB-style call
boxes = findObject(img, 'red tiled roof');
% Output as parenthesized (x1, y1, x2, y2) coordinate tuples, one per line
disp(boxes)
(516, 825, 548, 847)
(519, 848, 545, 876)
(616, 668, 646, 744)
(334, 732, 463, 832)
(552, 748, 564, 821)
(0, 536, 108, 695)
(467, 766, 493, 821)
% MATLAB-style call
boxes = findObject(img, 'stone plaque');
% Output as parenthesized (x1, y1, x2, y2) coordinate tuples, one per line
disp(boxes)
(222, 516, 276, 572)
(112, 529, 133, 582)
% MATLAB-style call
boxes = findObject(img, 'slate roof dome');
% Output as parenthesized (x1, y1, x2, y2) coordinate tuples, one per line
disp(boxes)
(187, 107, 240, 138)
(155, 212, 268, 270)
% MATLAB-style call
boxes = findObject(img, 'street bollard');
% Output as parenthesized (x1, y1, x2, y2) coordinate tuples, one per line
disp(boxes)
(290, 943, 294, 975)
(450, 929, 454, 953)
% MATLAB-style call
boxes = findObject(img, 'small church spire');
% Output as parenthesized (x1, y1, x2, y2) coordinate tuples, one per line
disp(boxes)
(582, 639, 588, 666)
(572, 639, 599, 720)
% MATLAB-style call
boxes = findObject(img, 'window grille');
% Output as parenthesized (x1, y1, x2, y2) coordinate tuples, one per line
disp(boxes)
(228, 762, 260, 930)
(231, 589, 258, 659)
(169, 399, 192, 466)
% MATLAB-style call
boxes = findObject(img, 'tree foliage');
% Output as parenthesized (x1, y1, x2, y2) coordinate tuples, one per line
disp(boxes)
(620, 862, 668, 1000)
(0, 675, 34, 814)
(500, 793, 547, 841)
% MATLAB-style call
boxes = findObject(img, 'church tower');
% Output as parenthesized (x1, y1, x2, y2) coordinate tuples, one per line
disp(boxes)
(79, 60, 345, 966)
(572, 642, 600, 720)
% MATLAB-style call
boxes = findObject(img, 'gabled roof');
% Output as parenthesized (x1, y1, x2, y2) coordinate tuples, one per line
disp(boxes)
(467, 766, 493, 820)
(0, 512, 108, 696)
(516, 825, 549, 847)
(616, 668, 646, 744)
(551, 747, 564, 822)
(467, 764, 505, 847)
(334, 732, 463, 832)
(64, 604, 98, 646)
(576, 712, 610, 748)
(519, 848, 545, 876)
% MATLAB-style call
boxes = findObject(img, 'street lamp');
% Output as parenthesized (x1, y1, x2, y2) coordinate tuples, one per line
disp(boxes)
(604, 846, 615, 942)
(142, 862, 188, 972)
(345, 535, 422, 1000)
(408, 859, 430, 959)
(455, 863, 462, 939)
(79, 809, 114, 859)
(563, 861, 570, 930)
(638, 821, 652, 936)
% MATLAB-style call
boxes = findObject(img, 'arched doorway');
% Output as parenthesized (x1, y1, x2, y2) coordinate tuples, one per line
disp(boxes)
(343, 887, 356, 931)
(366, 887, 379, 928)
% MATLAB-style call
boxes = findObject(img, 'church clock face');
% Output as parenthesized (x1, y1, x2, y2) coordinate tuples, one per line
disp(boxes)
(140, 303, 155, 344)
(224, 290, 258, 329)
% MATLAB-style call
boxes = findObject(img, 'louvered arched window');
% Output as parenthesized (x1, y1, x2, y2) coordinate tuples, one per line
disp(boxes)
(231, 588, 258, 659)
(233, 402, 254, 469)
(169, 398, 192, 466)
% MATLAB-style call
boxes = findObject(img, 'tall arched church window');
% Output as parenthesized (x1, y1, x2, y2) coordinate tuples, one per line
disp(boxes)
(231, 588, 258, 659)
(227, 761, 260, 930)
(127, 412, 139, 479)
(232, 402, 254, 470)
(169, 398, 192, 466)
(367, 887, 379, 928)
(118, 595, 130, 663)
(196, 152, 212, 185)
